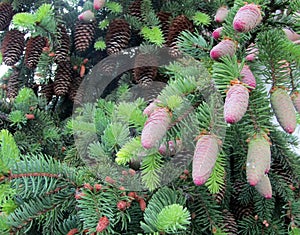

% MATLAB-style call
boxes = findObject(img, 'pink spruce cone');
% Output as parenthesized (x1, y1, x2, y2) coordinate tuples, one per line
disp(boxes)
(214, 6, 229, 23)
(283, 28, 300, 42)
(212, 27, 223, 40)
(94, 0, 105, 10)
(78, 10, 95, 22)
(210, 39, 236, 61)
(224, 84, 249, 124)
(143, 99, 161, 117)
(246, 135, 271, 186)
(233, 3, 262, 33)
(271, 87, 297, 134)
(240, 64, 256, 90)
(291, 91, 300, 114)
(192, 135, 219, 186)
(141, 107, 171, 149)
(254, 174, 272, 199)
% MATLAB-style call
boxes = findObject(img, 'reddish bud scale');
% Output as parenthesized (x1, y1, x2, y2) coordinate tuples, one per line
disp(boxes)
(25, 114, 35, 120)
(117, 200, 127, 211)
(139, 198, 146, 211)
(83, 183, 93, 190)
(246, 135, 271, 186)
(233, 3, 262, 32)
(94, 184, 102, 191)
(254, 174, 272, 199)
(291, 91, 300, 114)
(192, 135, 219, 186)
(141, 107, 171, 149)
(105, 176, 116, 184)
(158, 139, 182, 156)
(214, 6, 229, 23)
(271, 88, 296, 134)
(96, 216, 110, 232)
(210, 39, 236, 61)
(94, 0, 105, 10)
(240, 65, 256, 90)
(78, 10, 95, 22)
(212, 27, 223, 40)
(224, 84, 249, 124)
(67, 228, 79, 235)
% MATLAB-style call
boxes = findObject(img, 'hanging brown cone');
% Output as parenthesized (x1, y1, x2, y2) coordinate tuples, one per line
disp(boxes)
(25, 36, 47, 69)
(157, 11, 172, 41)
(133, 53, 158, 85)
(39, 83, 54, 103)
(0, 2, 13, 31)
(6, 70, 20, 99)
(54, 61, 73, 96)
(69, 76, 83, 102)
(74, 20, 96, 52)
(167, 15, 194, 57)
(105, 19, 131, 55)
(222, 210, 238, 235)
(55, 24, 70, 63)
(1, 30, 25, 66)
(129, 0, 143, 21)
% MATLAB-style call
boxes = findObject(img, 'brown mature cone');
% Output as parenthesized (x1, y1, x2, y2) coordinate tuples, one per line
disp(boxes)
(55, 24, 70, 63)
(6, 70, 20, 99)
(25, 36, 47, 69)
(54, 61, 73, 96)
(1, 30, 25, 66)
(0, 2, 13, 31)
(167, 15, 194, 57)
(39, 83, 54, 102)
(106, 19, 131, 55)
(74, 21, 96, 52)
(69, 75, 83, 102)
(133, 53, 158, 85)
(129, 0, 143, 21)
(222, 210, 238, 235)
(157, 11, 172, 41)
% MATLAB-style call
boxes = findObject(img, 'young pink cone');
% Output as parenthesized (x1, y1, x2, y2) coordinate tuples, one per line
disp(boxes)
(78, 10, 95, 22)
(192, 135, 219, 186)
(212, 27, 223, 40)
(246, 135, 271, 186)
(240, 64, 256, 90)
(283, 28, 300, 42)
(141, 107, 171, 149)
(254, 174, 272, 199)
(214, 6, 229, 23)
(291, 91, 300, 114)
(224, 84, 249, 124)
(271, 88, 297, 134)
(233, 3, 262, 33)
(210, 39, 236, 61)
(94, 0, 105, 10)
(143, 99, 161, 117)
(245, 43, 259, 62)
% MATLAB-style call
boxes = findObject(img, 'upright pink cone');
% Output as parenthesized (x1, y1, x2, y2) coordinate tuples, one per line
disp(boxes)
(233, 3, 262, 32)
(210, 39, 236, 61)
(224, 84, 249, 124)
(94, 0, 105, 10)
(246, 135, 271, 186)
(192, 135, 219, 186)
(214, 6, 229, 23)
(240, 65, 256, 90)
(78, 10, 95, 22)
(212, 27, 223, 40)
(291, 91, 300, 114)
(141, 107, 171, 149)
(271, 87, 296, 134)
(255, 174, 272, 199)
